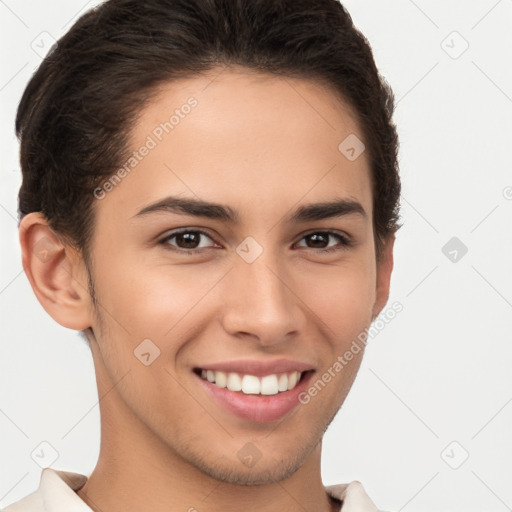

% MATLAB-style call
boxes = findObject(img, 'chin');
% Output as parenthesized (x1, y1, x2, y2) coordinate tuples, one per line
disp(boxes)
(175, 426, 325, 486)
(192, 455, 305, 486)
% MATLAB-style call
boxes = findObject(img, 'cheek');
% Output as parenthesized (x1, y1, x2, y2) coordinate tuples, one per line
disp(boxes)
(296, 257, 376, 344)
(92, 253, 226, 347)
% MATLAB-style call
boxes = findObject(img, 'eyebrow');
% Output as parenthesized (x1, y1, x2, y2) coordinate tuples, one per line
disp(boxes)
(133, 195, 367, 223)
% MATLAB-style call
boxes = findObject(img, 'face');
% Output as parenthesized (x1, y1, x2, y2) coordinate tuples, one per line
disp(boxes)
(81, 67, 393, 484)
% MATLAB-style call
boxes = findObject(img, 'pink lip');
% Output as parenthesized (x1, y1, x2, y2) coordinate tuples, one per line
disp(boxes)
(196, 358, 314, 377)
(194, 365, 315, 423)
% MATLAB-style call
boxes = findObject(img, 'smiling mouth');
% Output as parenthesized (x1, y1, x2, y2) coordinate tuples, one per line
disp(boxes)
(194, 368, 306, 396)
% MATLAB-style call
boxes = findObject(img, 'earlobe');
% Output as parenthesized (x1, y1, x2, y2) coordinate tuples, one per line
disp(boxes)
(372, 234, 395, 320)
(19, 212, 93, 331)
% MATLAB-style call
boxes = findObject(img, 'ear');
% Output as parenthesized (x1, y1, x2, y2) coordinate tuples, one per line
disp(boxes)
(372, 234, 395, 320)
(19, 212, 93, 331)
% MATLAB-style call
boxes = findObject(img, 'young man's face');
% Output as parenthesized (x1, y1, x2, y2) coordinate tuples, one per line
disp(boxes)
(78, 67, 393, 484)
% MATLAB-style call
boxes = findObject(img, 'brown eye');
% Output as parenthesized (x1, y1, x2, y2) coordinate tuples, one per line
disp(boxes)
(173, 232, 202, 249)
(305, 232, 330, 249)
(296, 231, 352, 253)
(160, 229, 216, 251)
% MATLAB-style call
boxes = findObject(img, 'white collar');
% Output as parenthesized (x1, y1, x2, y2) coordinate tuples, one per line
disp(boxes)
(40, 468, 90, 511)
(13, 467, 380, 511)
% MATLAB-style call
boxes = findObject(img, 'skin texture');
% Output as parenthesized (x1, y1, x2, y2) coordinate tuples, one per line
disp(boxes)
(19, 66, 394, 512)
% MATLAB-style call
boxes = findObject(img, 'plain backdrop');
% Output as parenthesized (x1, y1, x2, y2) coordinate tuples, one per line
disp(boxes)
(1, 1, 511, 510)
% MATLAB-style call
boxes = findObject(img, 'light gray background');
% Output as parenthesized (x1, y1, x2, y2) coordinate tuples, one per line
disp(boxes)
(1, 1, 511, 510)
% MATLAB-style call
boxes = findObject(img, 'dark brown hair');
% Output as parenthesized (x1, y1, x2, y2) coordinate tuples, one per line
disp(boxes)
(16, 0, 401, 273)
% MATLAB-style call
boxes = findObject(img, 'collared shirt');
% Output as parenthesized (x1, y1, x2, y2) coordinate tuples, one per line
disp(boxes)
(2, 468, 382, 511)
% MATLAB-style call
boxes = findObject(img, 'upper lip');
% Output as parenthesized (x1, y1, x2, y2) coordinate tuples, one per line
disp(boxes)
(195, 359, 314, 377)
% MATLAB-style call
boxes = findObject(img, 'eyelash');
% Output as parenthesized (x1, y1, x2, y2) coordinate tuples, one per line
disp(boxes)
(158, 228, 353, 255)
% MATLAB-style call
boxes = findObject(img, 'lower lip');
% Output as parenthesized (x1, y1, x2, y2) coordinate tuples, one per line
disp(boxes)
(196, 371, 314, 422)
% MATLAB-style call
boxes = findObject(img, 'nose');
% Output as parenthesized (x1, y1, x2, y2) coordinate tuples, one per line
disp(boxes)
(220, 249, 305, 347)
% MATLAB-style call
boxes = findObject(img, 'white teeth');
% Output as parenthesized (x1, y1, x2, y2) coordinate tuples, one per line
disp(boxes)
(278, 373, 288, 392)
(200, 370, 303, 395)
(261, 375, 279, 395)
(226, 372, 242, 391)
(287, 371, 299, 390)
(215, 370, 227, 388)
(242, 375, 260, 394)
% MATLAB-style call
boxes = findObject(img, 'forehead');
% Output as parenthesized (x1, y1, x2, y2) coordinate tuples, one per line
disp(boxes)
(98, 67, 373, 225)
